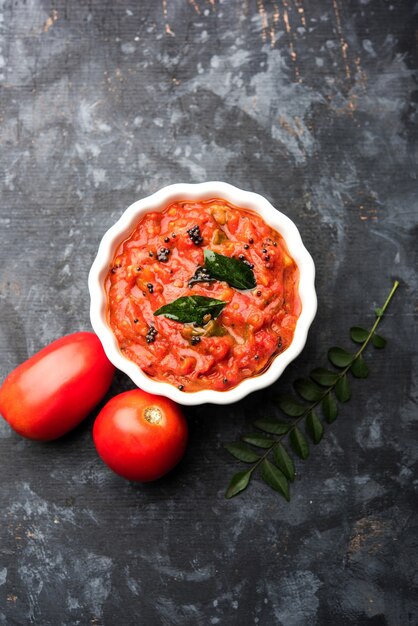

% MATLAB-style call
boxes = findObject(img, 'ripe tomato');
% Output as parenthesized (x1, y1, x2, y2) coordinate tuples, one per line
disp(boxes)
(0, 332, 115, 441)
(93, 389, 188, 482)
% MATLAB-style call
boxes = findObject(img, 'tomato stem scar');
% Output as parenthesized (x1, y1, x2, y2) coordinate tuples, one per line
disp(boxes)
(144, 406, 163, 424)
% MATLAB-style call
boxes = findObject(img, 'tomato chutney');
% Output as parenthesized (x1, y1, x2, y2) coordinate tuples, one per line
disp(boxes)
(105, 199, 301, 392)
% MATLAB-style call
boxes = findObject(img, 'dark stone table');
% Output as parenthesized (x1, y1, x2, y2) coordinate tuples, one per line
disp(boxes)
(1, 1, 417, 624)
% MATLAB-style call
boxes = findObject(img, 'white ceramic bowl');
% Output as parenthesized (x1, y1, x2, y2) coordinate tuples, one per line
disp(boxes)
(88, 182, 317, 405)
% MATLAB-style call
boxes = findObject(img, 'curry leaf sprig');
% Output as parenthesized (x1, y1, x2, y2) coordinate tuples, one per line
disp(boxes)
(224, 281, 399, 500)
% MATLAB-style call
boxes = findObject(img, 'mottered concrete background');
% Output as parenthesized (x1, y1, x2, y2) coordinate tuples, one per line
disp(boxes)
(0, 1, 417, 624)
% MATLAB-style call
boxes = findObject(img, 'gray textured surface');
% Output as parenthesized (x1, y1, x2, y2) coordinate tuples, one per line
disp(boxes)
(0, 1, 417, 624)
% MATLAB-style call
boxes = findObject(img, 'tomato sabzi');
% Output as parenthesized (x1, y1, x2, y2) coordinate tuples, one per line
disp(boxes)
(106, 198, 301, 393)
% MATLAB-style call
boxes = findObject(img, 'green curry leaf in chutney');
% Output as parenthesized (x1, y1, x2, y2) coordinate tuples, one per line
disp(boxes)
(203, 249, 256, 290)
(153, 295, 227, 326)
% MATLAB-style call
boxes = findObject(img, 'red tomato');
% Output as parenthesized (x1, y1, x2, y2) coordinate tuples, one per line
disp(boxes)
(93, 389, 188, 482)
(0, 332, 115, 441)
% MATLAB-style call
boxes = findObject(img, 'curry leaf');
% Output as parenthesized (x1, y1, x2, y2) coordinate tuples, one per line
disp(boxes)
(224, 443, 260, 464)
(274, 444, 296, 482)
(261, 459, 290, 501)
(203, 249, 256, 290)
(310, 368, 339, 386)
(153, 295, 226, 325)
(306, 410, 324, 444)
(225, 469, 253, 498)
(350, 354, 369, 378)
(253, 419, 290, 435)
(294, 378, 323, 402)
(350, 326, 369, 343)
(328, 347, 353, 368)
(276, 395, 306, 417)
(242, 434, 274, 449)
(290, 427, 310, 459)
(372, 333, 386, 349)
(335, 374, 351, 402)
(322, 391, 338, 423)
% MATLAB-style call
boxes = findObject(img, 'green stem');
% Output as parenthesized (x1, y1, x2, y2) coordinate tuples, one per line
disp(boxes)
(246, 280, 400, 473)
(378, 280, 400, 315)
(354, 279, 399, 356)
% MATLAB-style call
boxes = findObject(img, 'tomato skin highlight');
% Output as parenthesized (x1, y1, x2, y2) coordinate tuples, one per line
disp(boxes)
(0, 332, 115, 441)
(93, 389, 188, 482)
